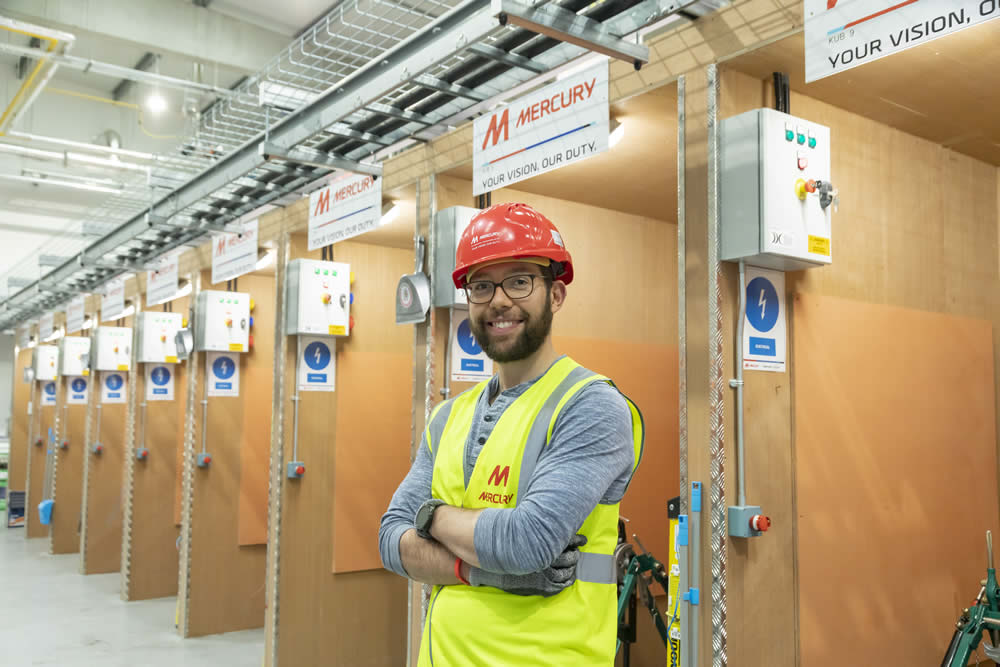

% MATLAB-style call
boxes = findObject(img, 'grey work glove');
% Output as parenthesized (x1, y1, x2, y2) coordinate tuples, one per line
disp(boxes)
(468, 534, 587, 597)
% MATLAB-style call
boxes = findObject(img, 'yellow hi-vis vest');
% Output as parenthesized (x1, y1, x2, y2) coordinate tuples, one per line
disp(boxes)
(418, 357, 644, 666)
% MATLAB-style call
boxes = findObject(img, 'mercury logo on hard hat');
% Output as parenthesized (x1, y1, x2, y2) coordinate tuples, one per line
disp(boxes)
(453, 203, 575, 289)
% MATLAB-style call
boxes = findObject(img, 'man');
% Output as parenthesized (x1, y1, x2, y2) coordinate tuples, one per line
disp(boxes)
(379, 202, 644, 666)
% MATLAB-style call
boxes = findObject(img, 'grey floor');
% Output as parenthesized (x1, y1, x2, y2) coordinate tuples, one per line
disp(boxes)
(0, 528, 264, 667)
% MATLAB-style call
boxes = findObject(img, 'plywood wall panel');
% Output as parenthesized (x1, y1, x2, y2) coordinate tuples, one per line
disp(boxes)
(83, 394, 127, 573)
(185, 272, 272, 636)
(276, 236, 409, 666)
(127, 297, 189, 600)
(713, 66, 1000, 667)
(24, 383, 49, 538)
(793, 294, 999, 665)
(238, 280, 274, 547)
(50, 369, 88, 554)
(9, 347, 32, 499)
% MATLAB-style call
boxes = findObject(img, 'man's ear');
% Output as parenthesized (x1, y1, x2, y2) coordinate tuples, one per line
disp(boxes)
(550, 281, 567, 313)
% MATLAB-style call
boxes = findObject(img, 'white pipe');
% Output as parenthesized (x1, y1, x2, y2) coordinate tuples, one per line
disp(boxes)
(0, 17, 75, 43)
(735, 259, 747, 507)
(0, 41, 235, 97)
(0, 16, 76, 133)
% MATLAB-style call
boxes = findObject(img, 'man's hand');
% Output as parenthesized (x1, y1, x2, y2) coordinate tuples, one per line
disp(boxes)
(468, 534, 587, 597)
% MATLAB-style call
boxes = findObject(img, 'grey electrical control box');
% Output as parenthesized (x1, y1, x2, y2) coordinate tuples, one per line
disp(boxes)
(285, 259, 351, 336)
(433, 206, 480, 308)
(194, 291, 251, 352)
(720, 108, 833, 271)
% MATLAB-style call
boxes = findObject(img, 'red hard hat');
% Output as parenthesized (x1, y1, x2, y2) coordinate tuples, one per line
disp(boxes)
(452, 203, 573, 289)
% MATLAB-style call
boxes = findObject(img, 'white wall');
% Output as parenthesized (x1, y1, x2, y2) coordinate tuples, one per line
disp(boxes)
(0, 334, 13, 438)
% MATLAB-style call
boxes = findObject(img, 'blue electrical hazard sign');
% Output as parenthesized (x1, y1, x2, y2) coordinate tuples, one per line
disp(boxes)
(102, 372, 126, 403)
(742, 267, 786, 373)
(42, 381, 56, 406)
(67, 376, 88, 404)
(207, 352, 240, 396)
(298, 336, 335, 392)
(450, 316, 492, 383)
(146, 364, 175, 401)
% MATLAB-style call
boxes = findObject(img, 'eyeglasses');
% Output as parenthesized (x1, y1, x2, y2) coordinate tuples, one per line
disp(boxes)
(464, 274, 543, 304)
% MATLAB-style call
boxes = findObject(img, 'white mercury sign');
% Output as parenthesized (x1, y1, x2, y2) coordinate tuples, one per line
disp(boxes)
(473, 61, 609, 196)
(307, 173, 382, 251)
(805, 0, 1000, 82)
(211, 219, 258, 284)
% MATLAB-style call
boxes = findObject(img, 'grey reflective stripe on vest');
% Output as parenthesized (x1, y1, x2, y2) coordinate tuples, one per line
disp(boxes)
(575, 552, 616, 585)
(427, 400, 455, 465)
(514, 365, 598, 504)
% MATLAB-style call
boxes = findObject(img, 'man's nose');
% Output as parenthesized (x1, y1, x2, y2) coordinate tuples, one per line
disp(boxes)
(489, 285, 513, 308)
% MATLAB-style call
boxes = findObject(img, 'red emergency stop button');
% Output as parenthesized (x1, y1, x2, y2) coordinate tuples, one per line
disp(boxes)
(750, 515, 771, 532)
(161, 335, 167, 343)
(296, 465, 305, 476)
(204, 455, 212, 464)
(321, 293, 332, 305)
(225, 318, 233, 328)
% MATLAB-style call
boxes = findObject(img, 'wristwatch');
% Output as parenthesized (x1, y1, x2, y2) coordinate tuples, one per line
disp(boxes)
(415, 498, 446, 539)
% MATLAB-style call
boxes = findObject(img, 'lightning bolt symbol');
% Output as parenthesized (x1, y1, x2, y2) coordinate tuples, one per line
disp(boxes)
(314, 346, 323, 364)
(758, 289, 767, 318)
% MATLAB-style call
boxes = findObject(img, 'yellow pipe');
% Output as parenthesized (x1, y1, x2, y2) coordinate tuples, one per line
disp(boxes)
(44, 87, 180, 140)
(0, 30, 58, 135)
(46, 87, 139, 110)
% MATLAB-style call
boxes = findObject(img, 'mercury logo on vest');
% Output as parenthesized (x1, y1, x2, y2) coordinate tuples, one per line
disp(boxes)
(488, 465, 509, 486)
(478, 465, 514, 505)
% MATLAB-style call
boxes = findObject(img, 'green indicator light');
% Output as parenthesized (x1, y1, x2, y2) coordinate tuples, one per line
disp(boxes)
(323, 270, 329, 275)
(332, 271, 338, 277)
(785, 130, 794, 141)
(315, 268, 320, 274)
(808, 137, 817, 149)
(797, 134, 806, 145)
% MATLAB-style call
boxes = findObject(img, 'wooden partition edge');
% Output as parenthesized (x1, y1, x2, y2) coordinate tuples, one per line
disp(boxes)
(78, 318, 97, 573)
(177, 273, 202, 637)
(119, 295, 142, 598)
(264, 232, 290, 667)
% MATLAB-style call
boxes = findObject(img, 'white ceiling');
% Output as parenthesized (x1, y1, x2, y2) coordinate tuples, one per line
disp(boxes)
(0, 0, 339, 294)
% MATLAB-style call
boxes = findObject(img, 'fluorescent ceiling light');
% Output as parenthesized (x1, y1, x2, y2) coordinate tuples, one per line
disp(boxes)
(380, 202, 401, 226)
(609, 119, 625, 149)
(119, 304, 136, 318)
(0, 173, 125, 194)
(22, 168, 123, 188)
(256, 249, 276, 271)
(43, 326, 64, 342)
(145, 92, 167, 114)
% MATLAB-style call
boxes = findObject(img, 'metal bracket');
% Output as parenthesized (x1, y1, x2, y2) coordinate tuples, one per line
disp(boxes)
(258, 142, 382, 177)
(491, 0, 651, 69)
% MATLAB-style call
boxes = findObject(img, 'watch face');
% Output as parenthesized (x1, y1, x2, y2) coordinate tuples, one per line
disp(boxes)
(417, 503, 434, 531)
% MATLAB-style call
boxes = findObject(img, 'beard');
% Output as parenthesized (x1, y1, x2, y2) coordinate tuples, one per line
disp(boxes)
(470, 289, 553, 363)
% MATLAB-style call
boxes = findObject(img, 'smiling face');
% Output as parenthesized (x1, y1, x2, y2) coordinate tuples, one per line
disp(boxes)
(467, 261, 565, 364)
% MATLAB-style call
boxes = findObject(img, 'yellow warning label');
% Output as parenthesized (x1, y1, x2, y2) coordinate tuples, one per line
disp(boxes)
(329, 325, 346, 336)
(808, 235, 831, 256)
(165, 355, 178, 363)
(228, 343, 243, 352)
(82, 369, 89, 376)
(667, 517, 682, 667)
(117, 364, 129, 371)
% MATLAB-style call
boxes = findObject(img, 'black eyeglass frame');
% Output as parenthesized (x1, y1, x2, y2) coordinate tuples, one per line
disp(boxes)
(463, 273, 545, 304)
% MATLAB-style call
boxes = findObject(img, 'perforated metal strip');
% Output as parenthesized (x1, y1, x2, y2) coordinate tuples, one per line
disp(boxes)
(264, 234, 290, 666)
(120, 299, 142, 600)
(706, 63, 728, 667)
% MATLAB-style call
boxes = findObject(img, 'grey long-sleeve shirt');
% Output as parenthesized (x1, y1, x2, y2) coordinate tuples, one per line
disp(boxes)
(378, 359, 635, 577)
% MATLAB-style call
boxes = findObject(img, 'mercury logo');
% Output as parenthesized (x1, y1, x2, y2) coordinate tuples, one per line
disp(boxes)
(471, 231, 501, 246)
